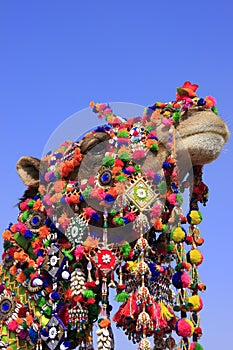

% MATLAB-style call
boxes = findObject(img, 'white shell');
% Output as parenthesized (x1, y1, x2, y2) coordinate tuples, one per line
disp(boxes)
(103, 328, 109, 337)
(96, 328, 102, 336)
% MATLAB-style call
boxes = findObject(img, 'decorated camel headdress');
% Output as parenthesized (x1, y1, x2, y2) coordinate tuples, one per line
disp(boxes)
(0, 82, 229, 350)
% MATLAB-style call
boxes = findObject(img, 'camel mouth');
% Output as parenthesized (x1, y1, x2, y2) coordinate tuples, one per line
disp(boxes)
(183, 128, 228, 143)
(179, 119, 229, 145)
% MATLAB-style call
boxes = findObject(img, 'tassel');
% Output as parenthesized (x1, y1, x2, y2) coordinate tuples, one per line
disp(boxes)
(138, 338, 152, 350)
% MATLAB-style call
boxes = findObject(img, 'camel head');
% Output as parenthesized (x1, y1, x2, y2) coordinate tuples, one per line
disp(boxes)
(0, 82, 229, 350)
(16, 82, 229, 197)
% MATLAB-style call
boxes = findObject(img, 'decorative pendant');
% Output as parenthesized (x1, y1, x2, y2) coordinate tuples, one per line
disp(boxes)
(65, 215, 88, 247)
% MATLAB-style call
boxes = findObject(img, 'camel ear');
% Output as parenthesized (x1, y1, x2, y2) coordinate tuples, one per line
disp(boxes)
(16, 156, 40, 187)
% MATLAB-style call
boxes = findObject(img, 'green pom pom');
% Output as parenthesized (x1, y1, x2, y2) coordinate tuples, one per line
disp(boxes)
(120, 242, 131, 258)
(157, 181, 166, 194)
(21, 210, 30, 222)
(172, 111, 180, 123)
(82, 289, 96, 299)
(115, 175, 127, 182)
(82, 185, 92, 199)
(212, 106, 218, 115)
(119, 152, 131, 162)
(134, 164, 140, 171)
(167, 243, 175, 252)
(176, 193, 183, 206)
(102, 156, 115, 167)
(24, 267, 35, 277)
(110, 208, 118, 216)
(37, 296, 46, 308)
(113, 216, 125, 226)
(3, 241, 13, 250)
(44, 239, 51, 247)
(27, 200, 35, 208)
(115, 292, 129, 302)
(43, 306, 52, 317)
(117, 131, 129, 138)
(22, 321, 28, 330)
(150, 142, 159, 152)
(146, 125, 154, 133)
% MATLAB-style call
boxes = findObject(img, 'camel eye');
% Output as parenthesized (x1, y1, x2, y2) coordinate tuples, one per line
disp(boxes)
(98, 169, 112, 186)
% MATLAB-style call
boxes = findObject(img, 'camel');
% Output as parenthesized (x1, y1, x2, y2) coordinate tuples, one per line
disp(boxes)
(0, 82, 229, 350)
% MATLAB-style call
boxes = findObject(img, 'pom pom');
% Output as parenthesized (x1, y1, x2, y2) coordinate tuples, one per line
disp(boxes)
(102, 156, 115, 167)
(82, 289, 96, 299)
(171, 227, 186, 243)
(176, 318, 194, 338)
(188, 295, 203, 312)
(119, 152, 131, 163)
(8, 320, 18, 331)
(29, 326, 38, 343)
(187, 249, 203, 266)
(187, 210, 202, 225)
(50, 291, 61, 301)
(120, 242, 131, 258)
(190, 342, 204, 350)
(74, 245, 85, 260)
(115, 292, 129, 302)
(172, 271, 190, 289)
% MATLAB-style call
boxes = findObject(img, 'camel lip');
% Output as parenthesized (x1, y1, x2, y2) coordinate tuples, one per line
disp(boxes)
(180, 127, 229, 144)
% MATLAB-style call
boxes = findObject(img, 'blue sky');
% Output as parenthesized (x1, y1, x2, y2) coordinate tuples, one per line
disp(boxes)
(1, 1, 233, 349)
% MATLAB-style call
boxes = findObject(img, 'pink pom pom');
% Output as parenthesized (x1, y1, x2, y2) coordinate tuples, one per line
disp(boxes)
(15, 222, 27, 234)
(83, 207, 95, 219)
(168, 193, 178, 205)
(132, 150, 146, 160)
(150, 204, 162, 218)
(144, 170, 155, 179)
(181, 271, 190, 288)
(8, 319, 18, 331)
(176, 318, 194, 337)
(162, 118, 173, 126)
(125, 166, 135, 173)
(74, 245, 85, 260)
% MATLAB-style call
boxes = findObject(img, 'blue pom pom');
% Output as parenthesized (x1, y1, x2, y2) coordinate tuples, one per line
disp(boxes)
(28, 327, 38, 343)
(172, 271, 183, 289)
(24, 230, 33, 239)
(40, 328, 49, 337)
(197, 98, 206, 106)
(55, 152, 63, 159)
(50, 291, 61, 301)
(153, 174, 161, 184)
(49, 173, 56, 182)
(123, 217, 129, 225)
(163, 161, 172, 170)
(104, 194, 115, 203)
(122, 169, 131, 175)
(90, 212, 99, 223)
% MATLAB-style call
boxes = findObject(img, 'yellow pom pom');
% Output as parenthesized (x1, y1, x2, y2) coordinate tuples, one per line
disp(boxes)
(188, 295, 203, 311)
(188, 210, 202, 225)
(171, 227, 186, 243)
(188, 249, 203, 266)
(41, 315, 50, 327)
